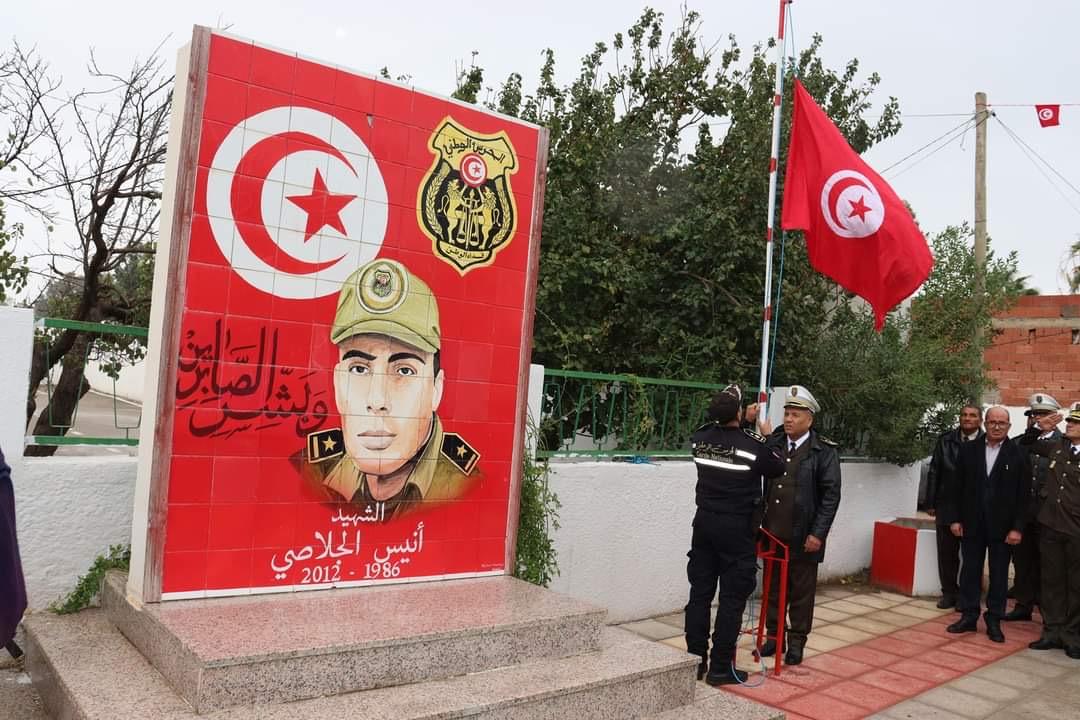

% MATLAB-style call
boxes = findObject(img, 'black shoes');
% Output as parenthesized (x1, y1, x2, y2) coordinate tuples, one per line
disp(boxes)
(1029, 637, 1063, 650)
(947, 618, 979, 634)
(986, 623, 1005, 643)
(758, 639, 776, 658)
(1003, 606, 1033, 622)
(705, 667, 749, 686)
(1066, 646, 1080, 660)
(936, 595, 957, 610)
(784, 646, 804, 666)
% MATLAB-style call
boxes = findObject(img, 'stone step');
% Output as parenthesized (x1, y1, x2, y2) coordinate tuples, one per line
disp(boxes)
(25, 611, 697, 719)
(646, 683, 786, 720)
(101, 571, 605, 712)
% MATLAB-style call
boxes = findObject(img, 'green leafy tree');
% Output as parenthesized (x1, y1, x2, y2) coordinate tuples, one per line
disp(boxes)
(805, 224, 1024, 463)
(451, 9, 900, 390)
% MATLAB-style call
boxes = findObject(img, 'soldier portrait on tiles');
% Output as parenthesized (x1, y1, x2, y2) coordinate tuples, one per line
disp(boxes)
(684, 385, 784, 686)
(294, 258, 480, 520)
(759, 385, 842, 667)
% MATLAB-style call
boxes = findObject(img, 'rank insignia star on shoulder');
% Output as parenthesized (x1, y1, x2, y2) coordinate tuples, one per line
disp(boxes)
(441, 432, 480, 475)
(307, 428, 345, 464)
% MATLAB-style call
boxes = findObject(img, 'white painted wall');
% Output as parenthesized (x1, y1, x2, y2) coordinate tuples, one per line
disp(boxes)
(0, 306, 34, 473)
(547, 459, 920, 622)
(14, 456, 137, 609)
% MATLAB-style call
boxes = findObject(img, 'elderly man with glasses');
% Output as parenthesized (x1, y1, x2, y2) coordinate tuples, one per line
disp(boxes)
(946, 406, 1031, 643)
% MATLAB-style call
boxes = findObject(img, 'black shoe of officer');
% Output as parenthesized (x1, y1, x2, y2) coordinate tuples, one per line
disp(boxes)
(986, 622, 1005, 643)
(1066, 646, 1080, 660)
(936, 595, 957, 610)
(1029, 637, 1063, 650)
(705, 666, 749, 686)
(784, 646, 804, 666)
(758, 639, 776, 658)
(1003, 605, 1032, 622)
(947, 617, 979, 634)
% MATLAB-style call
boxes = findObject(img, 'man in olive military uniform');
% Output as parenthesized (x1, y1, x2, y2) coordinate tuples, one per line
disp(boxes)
(296, 258, 479, 520)
(1023, 402, 1080, 658)
(1005, 393, 1062, 623)
(685, 385, 785, 686)
(758, 385, 842, 666)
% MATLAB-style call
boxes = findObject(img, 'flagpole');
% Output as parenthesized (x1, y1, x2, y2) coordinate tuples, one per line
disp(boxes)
(757, 0, 791, 413)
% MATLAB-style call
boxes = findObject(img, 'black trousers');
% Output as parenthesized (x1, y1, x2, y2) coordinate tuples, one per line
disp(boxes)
(936, 522, 961, 598)
(958, 529, 1012, 623)
(1011, 521, 1041, 609)
(684, 510, 757, 667)
(1039, 525, 1080, 647)
(765, 554, 819, 650)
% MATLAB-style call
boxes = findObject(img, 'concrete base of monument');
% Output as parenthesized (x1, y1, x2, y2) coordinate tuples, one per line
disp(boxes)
(96, 571, 608, 712)
(23, 572, 788, 719)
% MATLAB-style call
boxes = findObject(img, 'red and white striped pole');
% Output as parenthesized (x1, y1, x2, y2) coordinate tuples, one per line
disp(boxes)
(756, 0, 792, 413)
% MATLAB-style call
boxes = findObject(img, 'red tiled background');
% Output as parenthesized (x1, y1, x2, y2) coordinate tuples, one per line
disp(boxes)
(158, 32, 542, 596)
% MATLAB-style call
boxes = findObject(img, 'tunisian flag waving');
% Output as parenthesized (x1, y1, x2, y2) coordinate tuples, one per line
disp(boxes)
(782, 80, 933, 330)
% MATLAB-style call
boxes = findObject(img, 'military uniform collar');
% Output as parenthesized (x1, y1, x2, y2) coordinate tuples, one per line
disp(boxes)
(323, 416, 444, 502)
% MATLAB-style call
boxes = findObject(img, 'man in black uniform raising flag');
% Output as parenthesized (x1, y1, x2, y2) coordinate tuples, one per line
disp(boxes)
(684, 385, 784, 685)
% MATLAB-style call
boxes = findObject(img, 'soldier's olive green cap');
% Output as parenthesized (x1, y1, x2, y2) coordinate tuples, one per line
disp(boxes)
(331, 258, 440, 353)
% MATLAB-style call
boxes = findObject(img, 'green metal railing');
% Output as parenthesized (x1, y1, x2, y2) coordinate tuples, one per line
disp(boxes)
(29, 317, 146, 448)
(538, 369, 733, 458)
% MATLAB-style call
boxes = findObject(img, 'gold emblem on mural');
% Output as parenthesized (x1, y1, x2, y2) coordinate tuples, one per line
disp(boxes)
(417, 117, 518, 274)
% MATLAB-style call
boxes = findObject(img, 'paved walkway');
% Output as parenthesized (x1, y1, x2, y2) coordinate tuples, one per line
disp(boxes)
(618, 586, 1080, 720)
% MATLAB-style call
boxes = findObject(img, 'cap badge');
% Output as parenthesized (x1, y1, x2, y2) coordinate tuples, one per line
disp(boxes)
(356, 261, 408, 315)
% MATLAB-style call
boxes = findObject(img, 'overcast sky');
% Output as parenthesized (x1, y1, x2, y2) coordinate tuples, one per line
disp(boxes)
(7, 0, 1080, 293)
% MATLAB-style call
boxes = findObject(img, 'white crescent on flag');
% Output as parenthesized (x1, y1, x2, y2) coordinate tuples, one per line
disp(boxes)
(205, 106, 388, 298)
(819, 169, 885, 239)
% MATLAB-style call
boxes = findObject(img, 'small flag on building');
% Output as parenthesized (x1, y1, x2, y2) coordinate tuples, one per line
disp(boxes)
(1035, 104, 1061, 128)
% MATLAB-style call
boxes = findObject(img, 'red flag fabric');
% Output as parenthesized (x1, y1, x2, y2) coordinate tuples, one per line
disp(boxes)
(1035, 104, 1061, 128)
(781, 80, 933, 330)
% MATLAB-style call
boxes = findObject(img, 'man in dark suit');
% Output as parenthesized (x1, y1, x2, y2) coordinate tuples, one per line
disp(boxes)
(924, 403, 984, 609)
(946, 406, 1030, 643)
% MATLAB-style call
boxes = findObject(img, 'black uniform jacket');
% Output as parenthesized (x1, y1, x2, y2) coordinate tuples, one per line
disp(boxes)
(926, 427, 985, 521)
(763, 429, 842, 563)
(690, 423, 784, 519)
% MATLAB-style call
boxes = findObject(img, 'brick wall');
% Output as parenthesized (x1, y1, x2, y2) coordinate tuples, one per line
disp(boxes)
(986, 295, 1080, 406)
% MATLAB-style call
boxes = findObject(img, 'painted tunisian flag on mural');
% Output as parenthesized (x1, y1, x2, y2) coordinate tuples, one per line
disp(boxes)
(781, 80, 933, 330)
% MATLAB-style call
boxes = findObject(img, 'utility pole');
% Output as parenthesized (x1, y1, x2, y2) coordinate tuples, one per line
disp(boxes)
(974, 93, 988, 302)
(974, 91, 992, 403)
(974, 92, 988, 343)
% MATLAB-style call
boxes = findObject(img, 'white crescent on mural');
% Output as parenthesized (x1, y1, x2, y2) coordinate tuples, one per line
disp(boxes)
(1039, 107, 1055, 121)
(205, 106, 387, 298)
(819, 169, 885, 239)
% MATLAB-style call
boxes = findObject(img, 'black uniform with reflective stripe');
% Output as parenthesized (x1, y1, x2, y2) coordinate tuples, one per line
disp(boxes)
(691, 423, 785, 516)
(684, 422, 785, 671)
